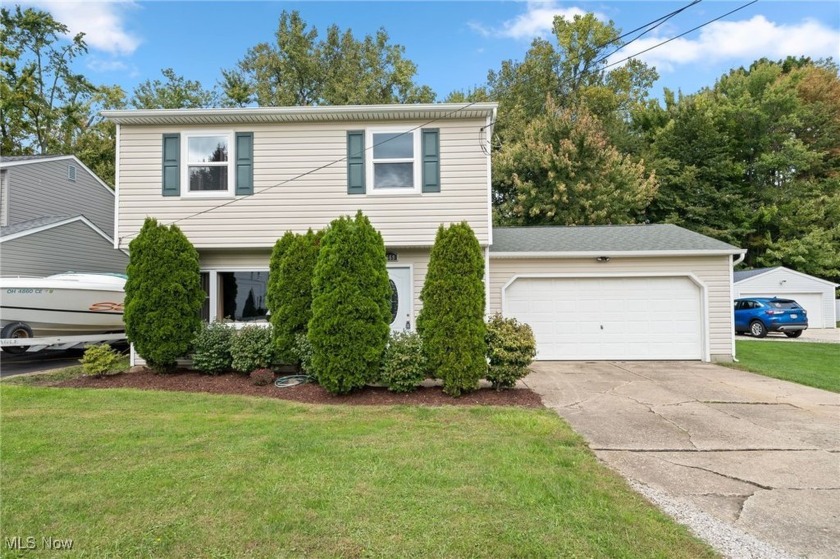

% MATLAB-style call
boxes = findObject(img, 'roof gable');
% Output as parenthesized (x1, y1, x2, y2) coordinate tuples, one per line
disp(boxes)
(734, 266, 839, 287)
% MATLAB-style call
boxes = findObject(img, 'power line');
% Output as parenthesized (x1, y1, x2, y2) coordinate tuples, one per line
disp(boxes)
(602, 0, 759, 71)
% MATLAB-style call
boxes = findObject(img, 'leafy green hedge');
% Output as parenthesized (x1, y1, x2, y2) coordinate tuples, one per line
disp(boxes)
(124, 218, 204, 372)
(417, 222, 486, 396)
(309, 212, 391, 394)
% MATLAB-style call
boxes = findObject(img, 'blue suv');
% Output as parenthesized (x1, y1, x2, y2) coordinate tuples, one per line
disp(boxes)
(734, 297, 808, 338)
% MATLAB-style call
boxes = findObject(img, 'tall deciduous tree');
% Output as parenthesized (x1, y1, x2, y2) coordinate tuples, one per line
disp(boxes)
(131, 68, 217, 109)
(0, 6, 96, 155)
(231, 10, 435, 106)
(494, 97, 657, 226)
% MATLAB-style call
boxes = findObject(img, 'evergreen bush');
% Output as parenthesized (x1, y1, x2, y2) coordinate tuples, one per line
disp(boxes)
(124, 218, 204, 372)
(417, 222, 486, 396)
(308, 212, 391, 394)
(292, 332, 315, 380)
(80, 344, 124, 377)
(380, 331, 427, 392)
(191, 321, 235, 374)
(270, 229, 321, 363)
(485, 314, 537, 390)
(250, 368, 275, 386)
(266, 231, 296, 313)
(230, 325, 276, 373)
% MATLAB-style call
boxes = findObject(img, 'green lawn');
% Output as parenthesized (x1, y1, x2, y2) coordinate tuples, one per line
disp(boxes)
(0, 385, 715, 558)
(729, 341, 840, 392)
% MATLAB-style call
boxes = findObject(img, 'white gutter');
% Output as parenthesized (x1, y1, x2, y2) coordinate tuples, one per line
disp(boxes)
(490, 249, 747, 259)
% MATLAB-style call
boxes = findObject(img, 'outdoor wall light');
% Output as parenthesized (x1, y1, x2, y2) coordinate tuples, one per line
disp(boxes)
(596, 256, 611, 263)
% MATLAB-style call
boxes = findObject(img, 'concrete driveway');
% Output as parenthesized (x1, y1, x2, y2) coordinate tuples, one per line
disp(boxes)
(525, 361, 840, 559)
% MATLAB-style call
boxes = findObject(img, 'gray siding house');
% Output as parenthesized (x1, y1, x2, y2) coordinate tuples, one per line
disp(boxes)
(0, 155, 128, 277)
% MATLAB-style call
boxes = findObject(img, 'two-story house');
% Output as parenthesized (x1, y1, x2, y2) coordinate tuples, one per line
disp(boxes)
(103, 103, 745, 363)
(0, 155, 128, 277)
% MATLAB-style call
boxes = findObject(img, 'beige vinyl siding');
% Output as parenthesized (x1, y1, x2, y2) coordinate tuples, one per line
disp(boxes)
(488, 255, 735, 361)
(5, 159, 115, 234)
(0, 221, 128, 277)
(199, 247, 430, 322)
(117, 120, 489, 250)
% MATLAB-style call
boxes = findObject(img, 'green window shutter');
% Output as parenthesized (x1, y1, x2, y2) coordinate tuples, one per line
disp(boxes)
(422, 128, 440, 193)
(162, 133, 180, 196)
(347, 130, 365, 194)
(235, 132, 254, 196)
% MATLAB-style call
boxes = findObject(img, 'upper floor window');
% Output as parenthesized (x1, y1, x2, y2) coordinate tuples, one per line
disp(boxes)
(184, 133, 233, 195)
(368, 129, 420, 192)
(347, 128, 439, 196)
(162, 132, 253, 198)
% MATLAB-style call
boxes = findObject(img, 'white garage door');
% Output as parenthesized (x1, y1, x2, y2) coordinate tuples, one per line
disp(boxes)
(740, 292, 823, 328)
(505, 277, 703, 361)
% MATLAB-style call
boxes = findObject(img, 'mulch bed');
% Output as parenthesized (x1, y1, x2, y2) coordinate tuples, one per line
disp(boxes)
(55, 369, 544, 408)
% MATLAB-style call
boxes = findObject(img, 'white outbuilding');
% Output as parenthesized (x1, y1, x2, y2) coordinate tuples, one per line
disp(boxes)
(734, 267, 838, 329)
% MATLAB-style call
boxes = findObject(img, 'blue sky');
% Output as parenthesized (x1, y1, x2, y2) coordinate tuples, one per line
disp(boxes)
(22, 1, 840, 101)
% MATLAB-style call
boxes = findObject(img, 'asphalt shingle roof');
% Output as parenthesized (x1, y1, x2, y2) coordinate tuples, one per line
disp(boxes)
(490, 224, 742, 254)
(733, 267, 780, 283)
(0, 215, 74, 238)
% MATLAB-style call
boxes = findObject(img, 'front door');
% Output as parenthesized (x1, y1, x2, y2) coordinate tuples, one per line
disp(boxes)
(387, 267, 412, 334)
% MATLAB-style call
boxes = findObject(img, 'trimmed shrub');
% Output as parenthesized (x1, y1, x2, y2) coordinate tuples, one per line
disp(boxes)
(485, 314, 537, 390)
(270, 229, 321, 363)
(124, 218, 204, 372)
(266, 231, 296, 312)
(417, 222, 486, 396)
(250, 368, 275, 386)
(309, 212, 391, 394)
(192, 322, 235, 374)
(80, 344, 124, 377)
(292, 332, 315, 380)
(380, 331, 426, 393)
(230, 325, 276, 374)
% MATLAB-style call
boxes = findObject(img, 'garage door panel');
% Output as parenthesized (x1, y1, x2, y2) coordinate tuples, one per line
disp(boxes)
(506, 277, 703, 361)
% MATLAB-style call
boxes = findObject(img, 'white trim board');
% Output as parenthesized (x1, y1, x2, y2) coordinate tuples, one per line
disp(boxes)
(491, 249, 745, 259)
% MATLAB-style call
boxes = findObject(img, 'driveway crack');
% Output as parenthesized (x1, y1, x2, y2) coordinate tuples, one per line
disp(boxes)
(659, 458, 774, 491)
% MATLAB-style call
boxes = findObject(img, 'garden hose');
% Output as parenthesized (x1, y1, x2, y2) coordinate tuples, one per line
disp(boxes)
(274, 375, 311, 388)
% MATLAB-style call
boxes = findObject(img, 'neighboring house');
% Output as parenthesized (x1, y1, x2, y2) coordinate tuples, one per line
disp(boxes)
(103, 103, 746, 362)
(734, 266, 838, 328)
(0, 155, 128, 277)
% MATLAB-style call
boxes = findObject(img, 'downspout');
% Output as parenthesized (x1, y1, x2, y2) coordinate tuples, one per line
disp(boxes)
(730, 252, 747, 362)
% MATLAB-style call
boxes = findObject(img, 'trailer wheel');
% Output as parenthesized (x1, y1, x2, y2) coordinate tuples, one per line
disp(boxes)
(1, 322, 33, 354)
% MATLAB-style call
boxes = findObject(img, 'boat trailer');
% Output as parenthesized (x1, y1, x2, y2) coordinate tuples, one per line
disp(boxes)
(0, 333, 127, 354)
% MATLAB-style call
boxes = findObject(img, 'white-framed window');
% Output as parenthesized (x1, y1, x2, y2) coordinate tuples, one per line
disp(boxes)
(202, 269, 270, 323)
(366, 128, 422, 193)
(182, 132, 234, 196)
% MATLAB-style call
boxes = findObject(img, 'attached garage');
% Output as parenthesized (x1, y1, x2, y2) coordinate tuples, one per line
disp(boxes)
(489, 225, 745, 363)
(734, 267, 838, 329)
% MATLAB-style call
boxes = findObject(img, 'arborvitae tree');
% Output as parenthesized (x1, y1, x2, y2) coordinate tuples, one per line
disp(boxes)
(266, 231, 296, 313)
(417, 222, 486, 396)
(270, 229, 321, 364)
(124, 218, 204, 372)
(309, 212, 391, 394)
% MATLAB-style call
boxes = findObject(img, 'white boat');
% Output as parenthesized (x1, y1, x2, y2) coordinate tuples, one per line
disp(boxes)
(0, 273, 126, 338)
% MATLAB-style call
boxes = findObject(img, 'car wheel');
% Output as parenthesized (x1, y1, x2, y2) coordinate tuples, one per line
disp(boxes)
(749, 320, 768, 338)
(1, 322, 33, 354)
(784, 330, 803, 338)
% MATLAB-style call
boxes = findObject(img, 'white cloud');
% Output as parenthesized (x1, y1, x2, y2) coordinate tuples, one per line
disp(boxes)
(23, 1, 141, 56)
(609, 16, 840, 72)
(85, 57, 128, 73)
(469, 1, 599, 40)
